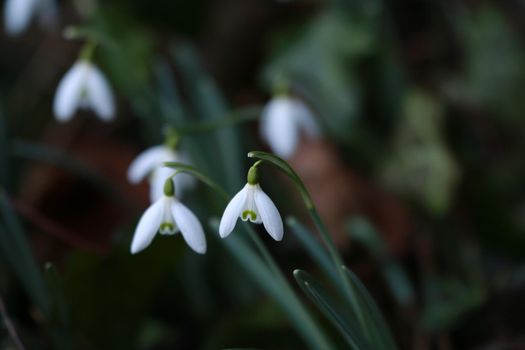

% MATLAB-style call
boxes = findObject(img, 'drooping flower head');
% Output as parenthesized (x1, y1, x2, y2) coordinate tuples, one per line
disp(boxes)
(4, 0, 58, 36)
(127, 131, 195, 202)
(53, 58, 115, 122)
(260, 94, 320, 159)
(130, 177, 206, 254)
(219, 164, 283, 240)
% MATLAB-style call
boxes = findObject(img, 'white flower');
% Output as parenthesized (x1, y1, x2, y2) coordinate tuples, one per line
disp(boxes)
(127, 145, 195, 202)
(53, 60, 115, 122)
(4, 0, 57, 36)
(219, 183, 283, 241)
(260, 96, 320, 159)
(130, 187, 206, 255)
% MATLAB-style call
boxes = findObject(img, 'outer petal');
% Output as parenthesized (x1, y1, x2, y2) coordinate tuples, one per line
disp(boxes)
(293, 99, 320, 138)
(127, 145, 173, 184)
(53, 62, 88, 122)
(4, 0, 36, 36)
(254, 185, 284, 241)
(260, 97, 299, 159)
(85, 64, 115, 121)
(219, 185, 248, 238)
(172, 202, 206, 254)
(149, 166, 175, 203)
(130, 199, 164, 254)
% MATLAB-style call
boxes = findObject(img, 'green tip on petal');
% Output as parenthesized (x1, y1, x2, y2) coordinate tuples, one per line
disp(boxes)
(242, 210, 257, 221)
(163, 178, 175, 197)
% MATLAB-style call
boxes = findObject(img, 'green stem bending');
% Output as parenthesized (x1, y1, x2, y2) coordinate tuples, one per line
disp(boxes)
(247, 151, 373, 340)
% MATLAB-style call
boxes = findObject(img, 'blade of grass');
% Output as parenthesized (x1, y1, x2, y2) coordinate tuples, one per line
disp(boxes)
(287, 217, 340, 287)
(342, 266, 397, 350)
(347, 217, 414, 306)
(294, 269, 371, 350)
(0, 190, 50, 316)
(210, 220, 335, 350)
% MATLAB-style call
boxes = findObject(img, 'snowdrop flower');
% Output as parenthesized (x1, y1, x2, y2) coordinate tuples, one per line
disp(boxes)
(53, 60, 115, 122)
(130, 178, 206, 254)
(260, 95, 320, 159)
(4, 0, 57, 36)
(219, 165, 283, 241)
(127, 144, 195, 202)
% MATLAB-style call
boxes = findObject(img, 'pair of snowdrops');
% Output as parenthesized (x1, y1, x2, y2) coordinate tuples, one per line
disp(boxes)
(129, 167, 282, 255)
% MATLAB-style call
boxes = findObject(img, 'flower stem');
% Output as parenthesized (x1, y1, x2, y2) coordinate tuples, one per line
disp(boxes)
(247, 151, 371, 338)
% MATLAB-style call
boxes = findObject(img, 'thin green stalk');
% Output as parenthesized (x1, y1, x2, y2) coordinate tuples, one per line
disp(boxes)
(247, 151, 370, 338)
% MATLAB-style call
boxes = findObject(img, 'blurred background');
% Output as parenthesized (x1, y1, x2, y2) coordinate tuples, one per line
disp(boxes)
(1, 0, 525, 349)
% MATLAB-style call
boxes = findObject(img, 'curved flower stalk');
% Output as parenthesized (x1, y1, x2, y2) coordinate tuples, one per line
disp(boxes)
(219, 164, 283, 241)
(4, 0, 57, 36)
(128, 145, 195, 202)
(130, 178, 206, 254)
(53, 60, 115, 122)
(260, 95, 320, 159)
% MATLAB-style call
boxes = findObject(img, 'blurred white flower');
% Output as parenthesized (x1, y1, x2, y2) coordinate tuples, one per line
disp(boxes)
(4, 0, 57, 36)
(127, 145, 195, 202)
(53, 60, 115, 122)
(130, 179, 206, 254)
(260, 96, 320, 159)
(219, 183, 283, 241)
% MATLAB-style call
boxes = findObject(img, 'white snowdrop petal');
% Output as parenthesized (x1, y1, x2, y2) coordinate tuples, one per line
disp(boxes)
(254, 186, 284, 241)
(53, 62, 88, 122)
(149, 166, 175, 203)
(130, 199, 164, 254)
(85, 64, 115, 121)
(172, 202, 206, 254)
(4, 0, 36, 36)
(260, 98, 299, 159)
(219, 185, 249, 238)
(294, 100, 320, 138)
(127, 145, 173, 184)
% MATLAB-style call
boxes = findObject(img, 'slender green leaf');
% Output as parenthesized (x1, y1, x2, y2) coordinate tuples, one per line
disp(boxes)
(348, 217, 415, 306)
(342, 266, 398, 350)
(209, 220, 335, 350)
(0, 190, 50, 316)
(294, 269, 371, 350)
(171, 44, 243, 192)
(287, 217, 340, 287)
